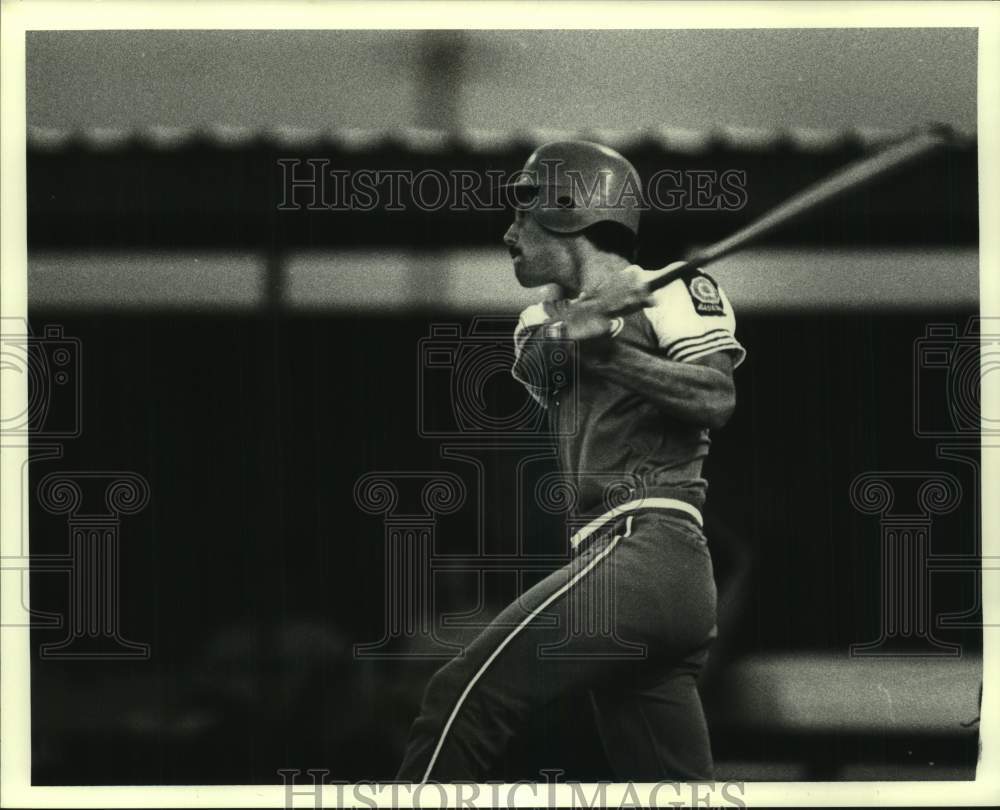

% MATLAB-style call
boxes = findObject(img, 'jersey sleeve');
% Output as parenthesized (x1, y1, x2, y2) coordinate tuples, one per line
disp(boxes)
(511, 302, 551, 407)
(642, 263, 746, 368)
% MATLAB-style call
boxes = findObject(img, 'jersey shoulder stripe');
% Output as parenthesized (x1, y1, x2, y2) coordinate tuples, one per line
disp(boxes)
(661, 328, 732, 355)
(674, 336, 745, 364)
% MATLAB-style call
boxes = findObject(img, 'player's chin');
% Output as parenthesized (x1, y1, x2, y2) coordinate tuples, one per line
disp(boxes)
(513, 261, 530, 287)
(513, 259, 544, 289)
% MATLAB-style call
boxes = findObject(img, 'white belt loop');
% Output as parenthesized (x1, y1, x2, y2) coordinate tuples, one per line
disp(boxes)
(569, 497, 703, 549)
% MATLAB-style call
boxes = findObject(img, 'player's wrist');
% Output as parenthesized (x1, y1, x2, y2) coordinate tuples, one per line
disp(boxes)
(543, 320, 569, 340)
(558, 303, 617, 342)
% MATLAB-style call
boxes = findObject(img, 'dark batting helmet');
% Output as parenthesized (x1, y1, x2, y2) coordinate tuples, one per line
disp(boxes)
(506, 140, 643, 236)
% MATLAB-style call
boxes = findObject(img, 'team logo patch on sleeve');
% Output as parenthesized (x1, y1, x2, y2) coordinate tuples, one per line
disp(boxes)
(686, 273, 726, 316)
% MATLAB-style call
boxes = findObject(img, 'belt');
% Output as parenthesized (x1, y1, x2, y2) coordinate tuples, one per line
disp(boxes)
(569, 497, 704, 550)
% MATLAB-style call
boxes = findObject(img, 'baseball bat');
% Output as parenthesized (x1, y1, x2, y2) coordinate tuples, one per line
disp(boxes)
(641, 124, 962, 294)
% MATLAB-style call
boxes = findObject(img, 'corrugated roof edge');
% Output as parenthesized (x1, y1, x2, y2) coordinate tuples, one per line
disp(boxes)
(26, 125, 978, 154)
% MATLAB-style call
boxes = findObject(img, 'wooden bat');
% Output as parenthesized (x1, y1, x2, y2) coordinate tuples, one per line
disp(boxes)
(641, 124, 962, 295)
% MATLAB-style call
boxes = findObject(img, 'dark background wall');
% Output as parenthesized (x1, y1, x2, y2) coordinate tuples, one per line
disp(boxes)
(27, 303, 982, 783)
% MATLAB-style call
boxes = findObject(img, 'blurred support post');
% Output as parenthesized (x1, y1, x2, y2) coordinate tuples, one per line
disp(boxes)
(412, 32, 472, 309)
(265, 251, 286, 312)
(415, 31, 469, 130)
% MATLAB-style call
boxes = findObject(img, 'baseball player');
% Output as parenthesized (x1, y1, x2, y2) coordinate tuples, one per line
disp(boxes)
(396, 141, 745, 782)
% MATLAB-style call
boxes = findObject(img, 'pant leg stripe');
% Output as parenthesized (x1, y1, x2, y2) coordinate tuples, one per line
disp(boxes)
(420, 518, 632, 783)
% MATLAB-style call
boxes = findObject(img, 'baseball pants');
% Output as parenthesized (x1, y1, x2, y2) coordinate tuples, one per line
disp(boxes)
(395, 506, 718, 782)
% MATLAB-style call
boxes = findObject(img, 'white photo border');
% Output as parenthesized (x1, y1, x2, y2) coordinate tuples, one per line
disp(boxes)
(2, 1, 998, 806)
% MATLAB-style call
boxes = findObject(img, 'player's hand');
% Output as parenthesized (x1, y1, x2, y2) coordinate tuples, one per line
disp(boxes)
(548, 267, 652, 341)
(559, 306, 617, 342)
(582, 265, 654, 316)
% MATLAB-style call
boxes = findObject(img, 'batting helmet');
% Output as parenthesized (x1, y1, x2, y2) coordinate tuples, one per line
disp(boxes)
(506, 141, 643, 236)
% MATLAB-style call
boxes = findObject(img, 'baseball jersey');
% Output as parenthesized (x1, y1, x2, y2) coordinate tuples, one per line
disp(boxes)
(511, 263, 746, 517)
